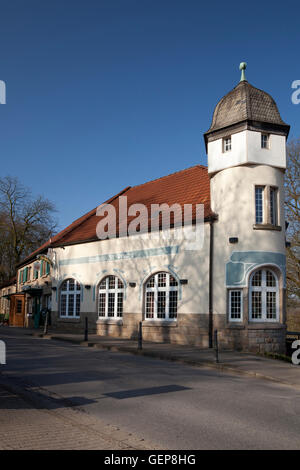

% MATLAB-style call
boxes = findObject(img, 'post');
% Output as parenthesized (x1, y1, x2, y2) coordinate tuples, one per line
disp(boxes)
(138, 321, 142, 350)
(214, 329, 219, 363)
(43, 310, 49, 336)
(84, 316, 88, 342)
(208, 220, 214, 348)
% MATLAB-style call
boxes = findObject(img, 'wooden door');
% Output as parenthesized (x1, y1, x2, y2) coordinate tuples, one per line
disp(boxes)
(10, 294, 25, 327)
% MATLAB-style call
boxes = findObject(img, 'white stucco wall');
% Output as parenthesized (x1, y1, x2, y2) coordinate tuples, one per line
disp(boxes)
(51, 224, 211, 316)
(210, 164, 286, 314)
(208, 130, 286, 174)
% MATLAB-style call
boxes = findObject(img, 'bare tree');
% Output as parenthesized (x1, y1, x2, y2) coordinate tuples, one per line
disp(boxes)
(285, 139, 300, 304)
(0, 176, 58, 282)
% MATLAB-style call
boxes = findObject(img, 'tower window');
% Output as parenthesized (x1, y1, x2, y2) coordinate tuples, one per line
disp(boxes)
(270, 187, 278, 226)
(223, 136, 232, 152)
(255, 186, 264, 224)
(254, 186, 279, 227)
(229, 290, 243, 321)
(261, 133, 270, 149)
(249, 269, 279, 322)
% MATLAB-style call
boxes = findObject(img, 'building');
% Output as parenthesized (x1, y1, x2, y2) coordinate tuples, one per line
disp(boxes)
(16, 244, 53, 328)
(17, 64, 290, 353)
(0, 277, 16, 324)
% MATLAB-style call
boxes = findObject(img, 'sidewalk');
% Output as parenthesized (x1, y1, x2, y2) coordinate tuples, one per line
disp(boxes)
(27, 328, 300, 390)
(0, 381, 151, 450)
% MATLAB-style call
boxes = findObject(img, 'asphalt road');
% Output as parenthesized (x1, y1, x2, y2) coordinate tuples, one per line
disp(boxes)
(1, 328, 300, 450)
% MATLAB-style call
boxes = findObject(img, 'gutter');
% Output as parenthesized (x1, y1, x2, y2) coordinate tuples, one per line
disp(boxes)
(208, 215, 217, 348)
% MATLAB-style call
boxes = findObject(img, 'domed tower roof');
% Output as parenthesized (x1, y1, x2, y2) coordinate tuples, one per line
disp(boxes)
(204, 63, 290, 149)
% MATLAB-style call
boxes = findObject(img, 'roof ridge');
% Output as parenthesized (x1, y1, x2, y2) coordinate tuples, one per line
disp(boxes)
(243, 80, 252, 120)
(130, 164, 208, 190)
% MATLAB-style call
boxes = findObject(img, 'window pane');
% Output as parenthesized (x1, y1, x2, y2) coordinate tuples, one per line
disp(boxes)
(224, 137, 231, 152)
(75, 294, 80, 316)
(251, 291, 262, 319)
(270, 188, 277, 225)
(158, 273, 166, 287)
(266, 291, 276, 319)
(61, 280, 68, 291)
(266, 270, 276, 287)
(252, 270, 262, 286)
(68, 279, 74, 291)
(230, 291, 242, 319)
(117, 292, 123, 317)
(99, 278, 106, 290)
(118, 278, 123, 289)
(157, 291, 166, 318)
(98, 293, 106, 317)
(170, 275, 178, 286)
(169, 291, 178, 318)
(75, 280, 81, 292)
(16, 300, 22, 314)
(261, 134, 269, 149)
(147, 277, 155, 288)
(255, 187, 264, 224)
(108, 293, 115, 317)
(68, 294, 74, 316)
(108, 276, 115, 289)
(60, 294, 67, 315)
(146, 291, 154, 318)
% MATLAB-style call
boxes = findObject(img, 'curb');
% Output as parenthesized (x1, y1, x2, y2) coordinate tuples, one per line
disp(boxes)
(35, 333, 300, 391)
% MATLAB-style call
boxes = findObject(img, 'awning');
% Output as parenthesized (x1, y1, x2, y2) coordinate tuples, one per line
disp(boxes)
(21, 286, 43, 296)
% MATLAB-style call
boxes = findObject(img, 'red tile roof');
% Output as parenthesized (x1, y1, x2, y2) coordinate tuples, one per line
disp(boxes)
(18, 165, 213, 264)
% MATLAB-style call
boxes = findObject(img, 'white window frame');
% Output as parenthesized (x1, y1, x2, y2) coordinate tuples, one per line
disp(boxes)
(270, 187, 278, 226)
(255, 186, 264, 224)
(98, 275, 124, 319)
(254, 185, 279, 226)
(60, 279, 81, 318)
(223, 136, 232, 153)
(261, 133, 270, 149)
(249, 269, 279, 322)
(144, 272, 178, 322)
(228, 289, 243, 322)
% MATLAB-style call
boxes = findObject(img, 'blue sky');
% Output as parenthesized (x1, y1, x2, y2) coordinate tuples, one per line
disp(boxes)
(1, 0, 299, 229)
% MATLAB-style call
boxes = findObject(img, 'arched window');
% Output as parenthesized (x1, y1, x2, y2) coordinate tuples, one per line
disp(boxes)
(145, 272, 178, 321)
(249, 268, 279, 322)
(60, 278, 81, 318)
(98, 275, 124, 319)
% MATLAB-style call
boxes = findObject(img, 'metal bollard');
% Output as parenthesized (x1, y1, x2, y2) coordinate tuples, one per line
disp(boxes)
(214, 329, 219, 363)
(138, 321, 143, 350)
(84, 316, 88, 342)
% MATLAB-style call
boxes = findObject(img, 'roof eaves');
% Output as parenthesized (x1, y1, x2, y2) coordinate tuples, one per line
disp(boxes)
(51, 211, 218, 249)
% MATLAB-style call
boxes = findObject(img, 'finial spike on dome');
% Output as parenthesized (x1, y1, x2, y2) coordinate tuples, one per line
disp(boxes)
(239, 62, 247, 82)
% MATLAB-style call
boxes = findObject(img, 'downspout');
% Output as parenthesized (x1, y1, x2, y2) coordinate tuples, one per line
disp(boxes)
(208, 217, 215, 348)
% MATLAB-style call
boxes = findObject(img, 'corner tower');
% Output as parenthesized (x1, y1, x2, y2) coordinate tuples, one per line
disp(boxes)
(204, 62, 290, 174)
(205, 63, 289, 353)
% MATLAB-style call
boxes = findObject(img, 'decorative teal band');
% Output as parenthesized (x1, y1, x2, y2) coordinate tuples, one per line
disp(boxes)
(59, 245, 180, 267)
(226, 251, 286, 287)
